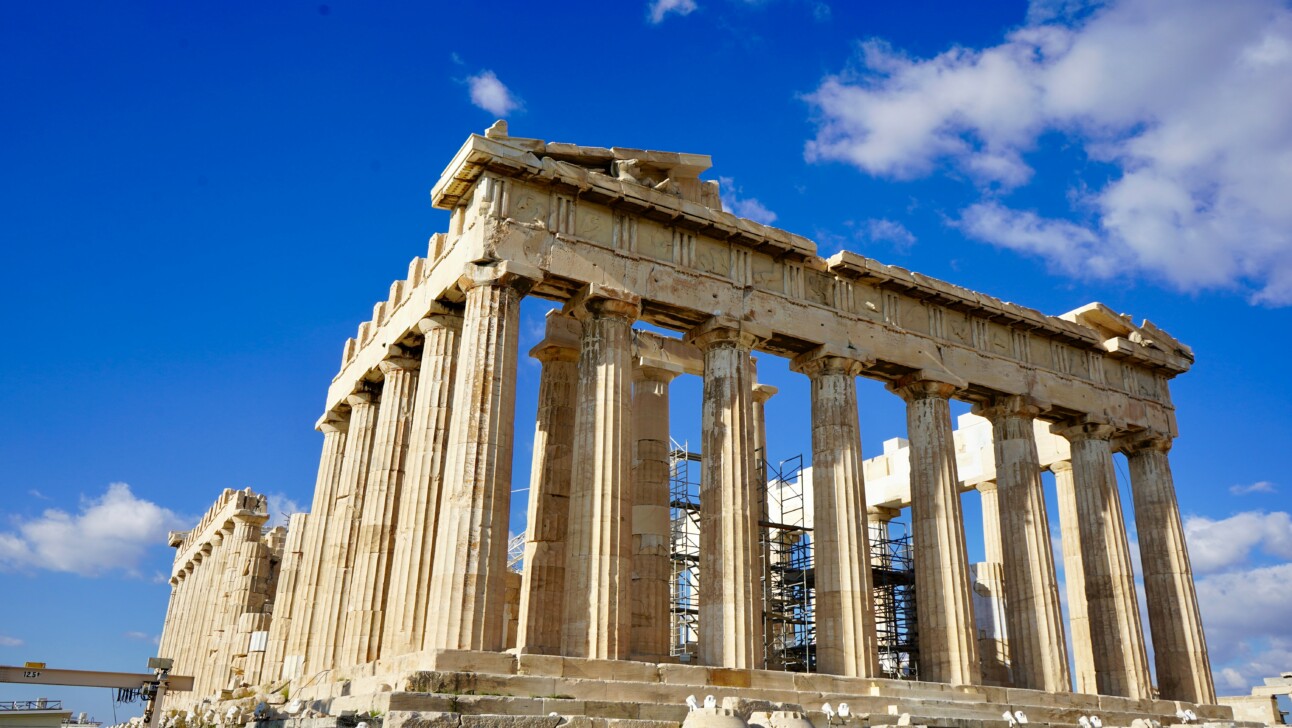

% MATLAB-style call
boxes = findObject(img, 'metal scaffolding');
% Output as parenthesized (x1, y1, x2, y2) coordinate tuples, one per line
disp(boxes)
(668, 439, 702, 659)
(872, 519, 919, 679)
(760, 454, 814, 672)
(666, 445, 918, 676)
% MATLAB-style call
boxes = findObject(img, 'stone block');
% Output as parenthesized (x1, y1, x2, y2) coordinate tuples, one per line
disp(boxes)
(385, 712, 463, 728)
(710, 669, 752, 688)
(660, 664, 712, 686)
(386, 694, 459, 712)
(459, 716, 562, 728)
(463, 696, 545, 715)
(583, 700, 641, 719)
(470, 674, 559, 697)
(638, 703, 690, 722)
(517, 654, 566, 677)
(433, 650, 518, 675)
(748, 671, 798, 691)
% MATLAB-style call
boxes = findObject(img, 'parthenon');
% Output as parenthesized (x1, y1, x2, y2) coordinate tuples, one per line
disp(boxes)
(155, 123, 1237, 728)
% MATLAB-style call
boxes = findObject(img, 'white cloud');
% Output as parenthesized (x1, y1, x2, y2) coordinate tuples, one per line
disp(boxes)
(466, 71, 521, 117)
(1184, 510, 1292, 573)
(0, 635, 22, 647)
(1197, 563, 1292, 654)
(863, 218, 917, 250)
(123, 631, 160, 645)
(0, 483, 183, 578)
(264, 492, 304, 530)
(806, 0, 1292, 304)
(648, 0, 697, 23)
(1229, 480, 1277, 496)
(719, 176, 778, 224)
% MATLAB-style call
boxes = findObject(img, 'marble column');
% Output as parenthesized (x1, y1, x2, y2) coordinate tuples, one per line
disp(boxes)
(342, 352, 419, 665)
(383, 309, 463, 657)
(283, 415, 348, 677)
(1051, 459, 1097, 694)
(1054, 421, 1152, 699)
(425, 263, 534, 652)
(516, 312, 580, 655)
(1121, 432, 1215, 704)
(791, 346, 879, 678)
(978, 481, 1004, 565)
(752, 381, 776, 476)
(980, 397, 1070, 692)
(263, 512, 308, 680)
(562, 288, 641, 659)
(891, 375, 980, 686)
(685, 317, 767, 669)
(631, 357, 683, 661)
(311, 389, 379, 671)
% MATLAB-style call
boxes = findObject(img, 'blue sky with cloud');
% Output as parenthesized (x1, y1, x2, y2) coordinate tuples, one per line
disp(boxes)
(1, 0, 1289, 715)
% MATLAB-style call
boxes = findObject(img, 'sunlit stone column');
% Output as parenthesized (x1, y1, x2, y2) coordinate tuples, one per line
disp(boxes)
(979, 396, 1070, 692)
(283, 414, 347, 677)
(791, 345, 879, 677)
(978, 481, 1004, 565)
(562, 287, 641, 658)
(426, 263, 535, 652)
(516, 312, 580, 655)
(891, 374, 980, 685)
(263, 512, 308, 679)
(383, 308, 463, 657)
(1051, 459, 1097, 694)
(342, 351, 419, 665)
(311, 389, 379, 671)
(1121, 432, 1216, 704)
(751, 380, 776, 470)
(1054, 420, 1152, 699)
(685, 317, 768, 669)
(631, 356, 683, 661)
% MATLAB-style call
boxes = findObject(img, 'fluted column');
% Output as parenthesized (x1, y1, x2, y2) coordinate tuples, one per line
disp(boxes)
(383, 309, 463, 657)
(979, 397, 1070, 692)
(342, 352, 419, 665)
(891, 375, 980, 685)
(1051, 459, 1097, 694)
(1121, 432, 1215, 703)
(283, 416, 348, 677)
(979, 481, 1004, 565)
(1054, 421, 1151, 699)
(631, 357, 683, 661)
(311, 389, 379, 671)
(791, 346, 879, 677)
(685, 317, 767, 669)
(426, 263, 534, 652)
(263, 512, 308, 679)
(751, 381, 776, 472)
(562, 288, 641, 658)
(516, 312, 580, 655)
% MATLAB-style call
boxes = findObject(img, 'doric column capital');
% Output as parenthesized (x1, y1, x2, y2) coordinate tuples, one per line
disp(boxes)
(976, 479, 999, 493)
(531, 339, 580, 364)
(416, 303, 464, 334)
(345, 384, 379, 409)
(684, 316, 770, 352)
(1115, 429, 1173, 455)
(790, 342, 873, 378)
(1048, 458, 1074, 475)
(315, 407, 349, 434)
(973, 394, 1049, 422)
(868, 504, 902, 522)
(634, 357, 683, 384)
(1051, 417, 1116, 442)
(566, 283, 642, 323)
(378, 348, 420, 375)
(751, 382, 778, 404)
(888, 371, 963, 402)
(458, 260, 541, 295)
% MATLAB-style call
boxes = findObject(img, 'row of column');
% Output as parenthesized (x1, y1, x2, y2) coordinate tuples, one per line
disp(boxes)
(971, 401, 1214, 703)
(281, 261, 1212, 706)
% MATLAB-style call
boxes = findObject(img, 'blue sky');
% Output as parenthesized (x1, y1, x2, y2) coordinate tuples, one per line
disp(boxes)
(2, 0, 1290, 717)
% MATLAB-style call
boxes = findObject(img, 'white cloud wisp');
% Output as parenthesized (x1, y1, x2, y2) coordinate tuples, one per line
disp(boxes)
(0, 482, 183, 578)
(806, 0, 1292, 304)
(648, 0, 698, 24)
(718, 176, 778, 225)
(467, 71, 521, 117)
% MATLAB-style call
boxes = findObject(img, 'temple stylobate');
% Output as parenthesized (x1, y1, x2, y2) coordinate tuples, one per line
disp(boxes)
(156, 123, 1228, 727)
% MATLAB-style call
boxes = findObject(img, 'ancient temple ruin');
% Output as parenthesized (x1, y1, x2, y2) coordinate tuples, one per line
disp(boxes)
(156, 124, 1238, 727)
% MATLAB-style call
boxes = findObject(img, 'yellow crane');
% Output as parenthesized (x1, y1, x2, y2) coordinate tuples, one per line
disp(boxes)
(0, 659, 193, 728)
